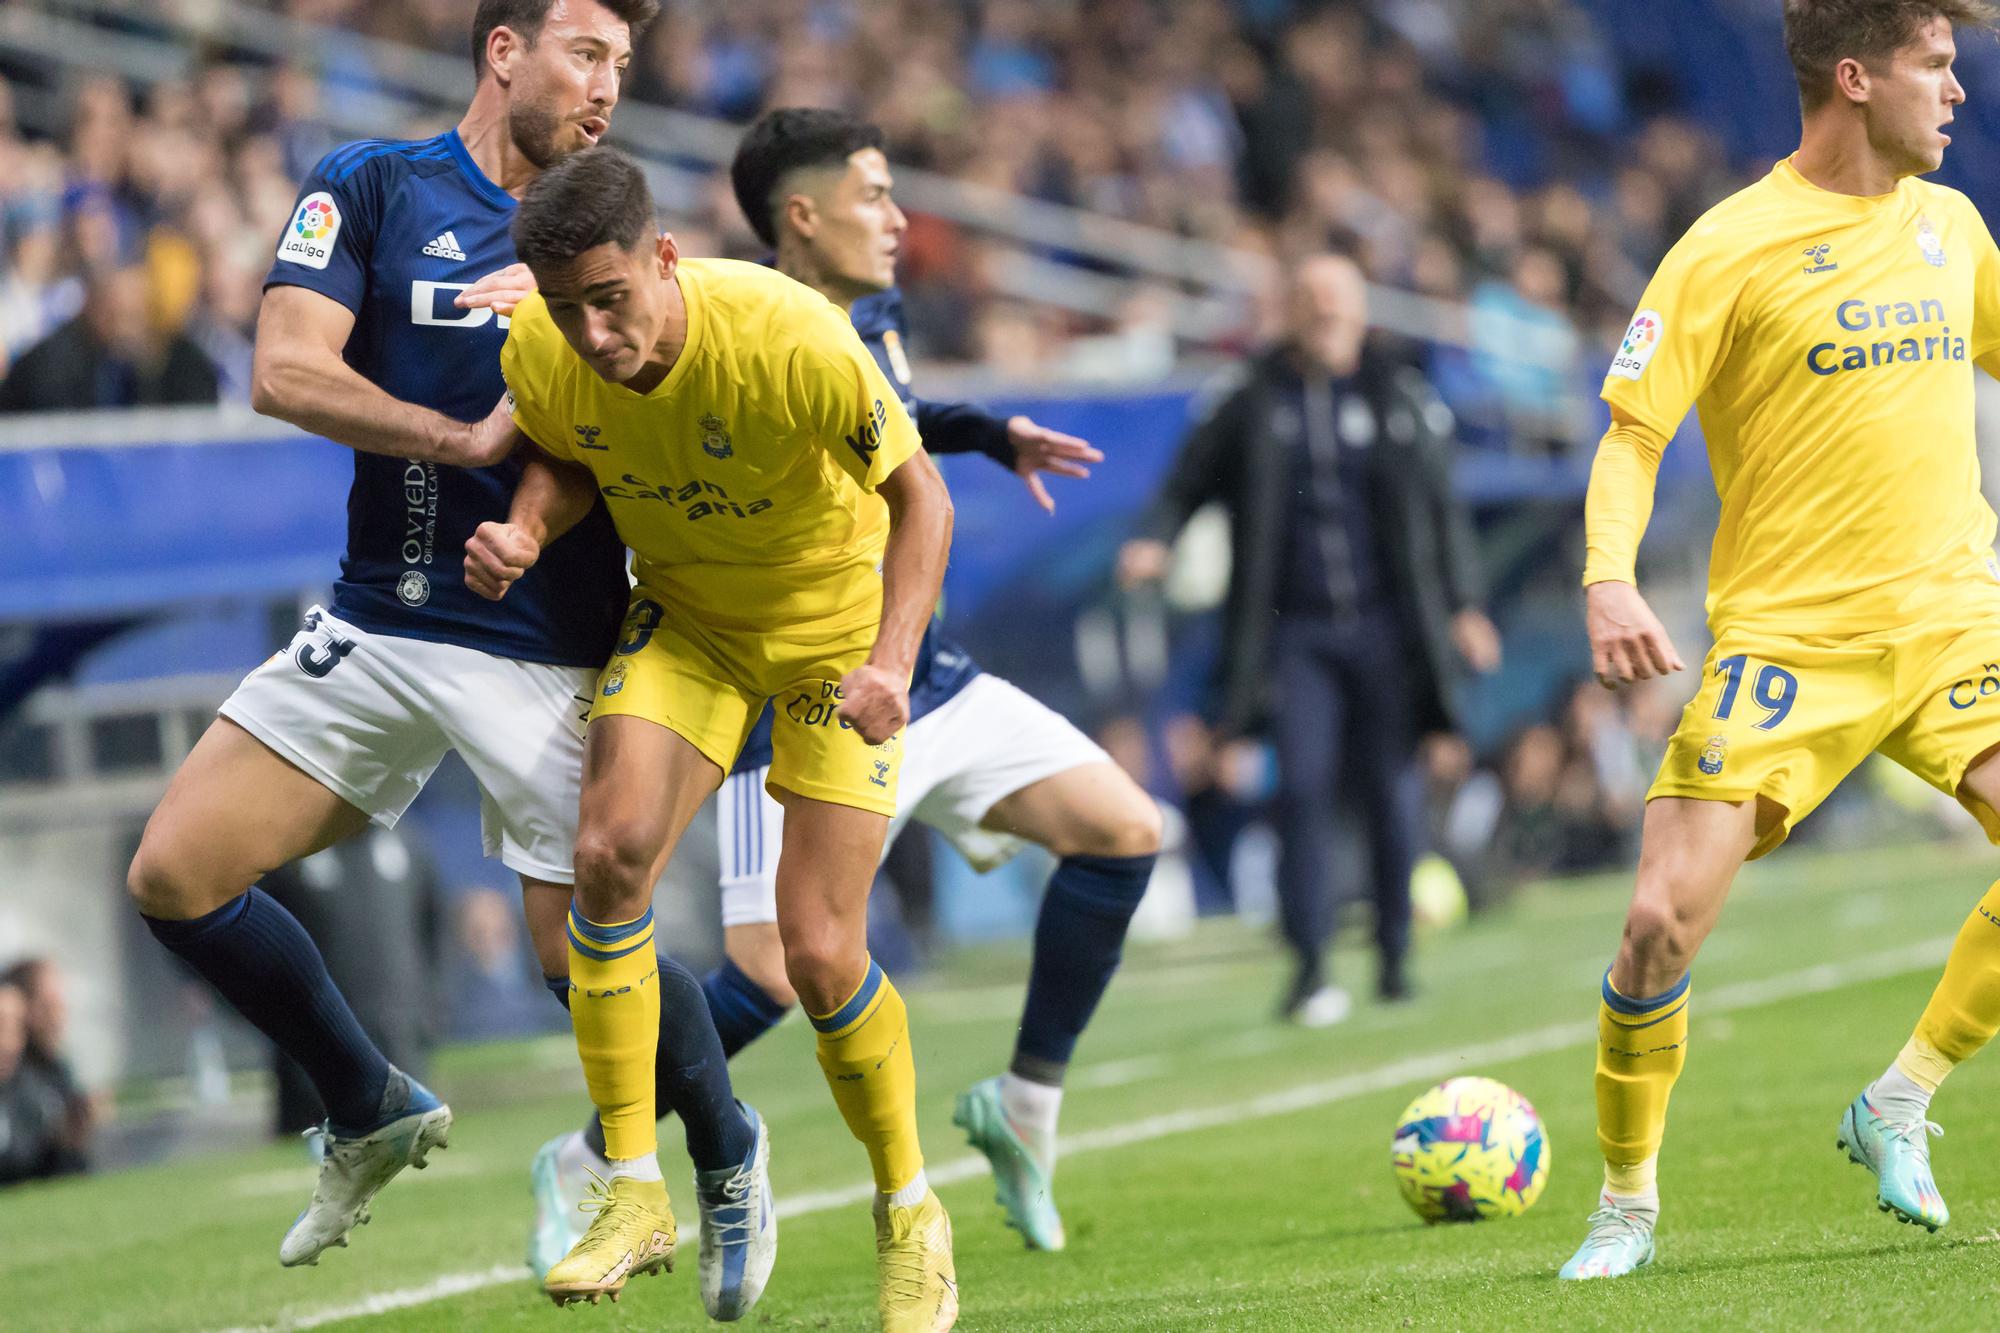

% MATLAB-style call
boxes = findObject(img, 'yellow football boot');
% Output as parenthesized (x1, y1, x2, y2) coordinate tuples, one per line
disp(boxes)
(875, 1190, 958, 1332)
(542, 1172, 677, 1307)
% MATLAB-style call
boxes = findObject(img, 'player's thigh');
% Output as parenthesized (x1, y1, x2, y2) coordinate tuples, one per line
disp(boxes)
(1648, 629, 1891, 860)
(427, 650, 594, 886)
(770, 793, 890, 1008)
(132, 715, 372, 916)
(1880, 631, 2000, 842)
(574, 713, 726, 917)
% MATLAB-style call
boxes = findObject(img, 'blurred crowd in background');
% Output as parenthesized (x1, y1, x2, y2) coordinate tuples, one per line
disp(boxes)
(0, 0, 1739, 433)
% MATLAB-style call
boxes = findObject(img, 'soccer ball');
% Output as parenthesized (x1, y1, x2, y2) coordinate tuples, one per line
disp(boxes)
(1390, 1076, 1549, 1223)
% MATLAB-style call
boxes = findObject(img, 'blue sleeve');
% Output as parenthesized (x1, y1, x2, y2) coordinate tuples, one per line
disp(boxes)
(913, 396, 1016, 468)
(262, 145, 384, 316)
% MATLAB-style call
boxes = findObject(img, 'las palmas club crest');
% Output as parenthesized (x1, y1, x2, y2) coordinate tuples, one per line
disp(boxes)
(699, 413, 733, 459)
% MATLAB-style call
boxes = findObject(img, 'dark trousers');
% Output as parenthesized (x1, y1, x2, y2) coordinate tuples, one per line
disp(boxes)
(1271, 614, 1423, 989)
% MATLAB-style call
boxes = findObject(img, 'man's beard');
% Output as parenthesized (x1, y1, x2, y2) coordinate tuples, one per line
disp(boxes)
(508, 97, 568, 169)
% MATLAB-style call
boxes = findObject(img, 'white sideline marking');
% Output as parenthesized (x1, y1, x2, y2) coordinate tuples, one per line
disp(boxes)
(217, 936, 1951, 1332)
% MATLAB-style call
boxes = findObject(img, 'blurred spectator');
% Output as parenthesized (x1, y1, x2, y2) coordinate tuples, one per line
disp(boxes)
(0, 262, 218, 413)
(445, 885, 562, 1042)
(0, 961, 94, 1184)
(1120, 251, 1499, 1025)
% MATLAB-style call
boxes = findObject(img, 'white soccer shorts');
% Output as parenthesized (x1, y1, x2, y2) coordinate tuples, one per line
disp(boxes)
(218, 605, 593, 883)
(717, 672, 1114, 926)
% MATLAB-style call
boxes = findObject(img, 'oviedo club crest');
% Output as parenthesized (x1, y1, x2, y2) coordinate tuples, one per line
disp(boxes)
(699, 413, 733, 459)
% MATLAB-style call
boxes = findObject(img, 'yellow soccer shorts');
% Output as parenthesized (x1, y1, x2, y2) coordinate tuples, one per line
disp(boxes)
(1651, 585, 2000, 859)
(589, 588, 901, 817)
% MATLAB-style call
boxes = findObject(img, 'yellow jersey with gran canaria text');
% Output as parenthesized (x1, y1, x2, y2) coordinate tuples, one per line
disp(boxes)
(1604, 156, 2000, 633)
(501, 258, 920, 638)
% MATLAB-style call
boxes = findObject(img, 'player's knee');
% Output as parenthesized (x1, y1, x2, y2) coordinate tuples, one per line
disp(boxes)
(126, 831, 220, 919)
(570, 824, 658, 920)
(1620, 899, 1693, 974)
(1082, 791, 1163, 859)
(780, 927, 866, 1016)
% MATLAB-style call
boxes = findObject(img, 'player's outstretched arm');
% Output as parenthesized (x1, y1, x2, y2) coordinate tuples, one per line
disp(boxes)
(1583, 408, 1684, 687)
(840, 447, 953, 744)
(252, 285, 518, 468)
(463, 444, 599, 601)
(914, 399, 1103, 514)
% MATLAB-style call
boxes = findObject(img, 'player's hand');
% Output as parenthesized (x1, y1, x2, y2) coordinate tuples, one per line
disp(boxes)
(1117, 538, 1171, 588)
(1586, 580, 1685, 687)
(464, 521, 541, 600)
(836, 663, 909, 745)
(1450, 608, 1503, 674)
(1007, 415, 1103, 514)
(455, 262, 536, 319)
(447, 395, 521, 469)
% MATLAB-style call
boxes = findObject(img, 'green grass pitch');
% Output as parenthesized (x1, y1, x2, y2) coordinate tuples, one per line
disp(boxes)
(11, 837, 2000, 1330)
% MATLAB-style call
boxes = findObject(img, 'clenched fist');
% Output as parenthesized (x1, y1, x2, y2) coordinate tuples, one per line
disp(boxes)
(464, 521, 541, 601)
(836, 663, 909, 745)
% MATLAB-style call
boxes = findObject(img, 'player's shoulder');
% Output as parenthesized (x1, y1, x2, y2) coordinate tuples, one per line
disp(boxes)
(1672, 172, 1797, 258)
(501, 293, 571, 384)
(306, 132, 457, 193)
(1907, 175, 1988, 227)
(687, 257, 846, 328)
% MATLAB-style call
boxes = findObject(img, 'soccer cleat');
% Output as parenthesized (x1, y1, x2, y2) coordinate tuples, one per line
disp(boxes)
(1287, 985, 1353, 1029)
(876, 1189, 959, 1332)
(952, 1077, 1065, 1251)
(1837, 1091, 1949, 1231)
(1557, 1194, 1656, 1280)
(542, 1173, 677, 1307)
(279, 1069, 451, 1267)
(527, 1130, 603, 1278)
(694, 1104, 777, 1321)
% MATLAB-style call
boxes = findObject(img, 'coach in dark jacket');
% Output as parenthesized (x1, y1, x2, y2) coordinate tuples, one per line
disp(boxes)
(1121, 253, 1498, 1023)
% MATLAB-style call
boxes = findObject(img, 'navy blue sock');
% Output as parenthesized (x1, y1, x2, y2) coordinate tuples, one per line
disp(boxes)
(655, 956, 755, 1172)
(703, 957, 793, 1057)
(145, 889, 391, 1134)
(1013, 853, 1155, 1084)
(545, 975, 571, 1009)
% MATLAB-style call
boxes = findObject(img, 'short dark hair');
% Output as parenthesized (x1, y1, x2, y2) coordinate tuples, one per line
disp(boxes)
(1784, 0, 1998, 109)
(470, 0, 661, 81)
(512, 147, 657, 272)
(729, 107, 887, 247)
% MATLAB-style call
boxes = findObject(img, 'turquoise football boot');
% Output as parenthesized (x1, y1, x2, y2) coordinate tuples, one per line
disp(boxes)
(1557, 1194, 1656, 1281)
(1838, 1091, 1948, 1231)
(952, 1077, 1065, 1251)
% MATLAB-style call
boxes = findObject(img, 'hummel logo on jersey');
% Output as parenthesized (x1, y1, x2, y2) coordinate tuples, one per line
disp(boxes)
(1802, 243, 1838, 275)
(421, 230, 468, 261)
(575, 424, 606, 450)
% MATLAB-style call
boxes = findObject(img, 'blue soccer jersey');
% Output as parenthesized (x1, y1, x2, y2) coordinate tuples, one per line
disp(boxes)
(730, 286, 993, 773)
(264, 130, 627, 668)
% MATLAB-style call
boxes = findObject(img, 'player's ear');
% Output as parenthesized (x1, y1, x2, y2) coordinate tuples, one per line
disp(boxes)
(783, 192, 818, 241)
(486, 24, 525, 86)
(654, 231, 679, 279)
(1833, 55, 1871, 105)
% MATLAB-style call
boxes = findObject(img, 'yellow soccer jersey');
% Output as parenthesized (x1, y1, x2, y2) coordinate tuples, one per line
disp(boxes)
(1603, 156, 2000, 633)
(501, 258, 921, 637)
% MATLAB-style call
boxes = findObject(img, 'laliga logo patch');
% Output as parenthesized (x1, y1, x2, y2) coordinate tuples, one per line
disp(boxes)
(396, 571, 430, 607)
(277, 191, 342, 271)
(1697, 734, 1728, 777)
(1607, 309, 1662, 381)
(1917, 215, 1947, 268)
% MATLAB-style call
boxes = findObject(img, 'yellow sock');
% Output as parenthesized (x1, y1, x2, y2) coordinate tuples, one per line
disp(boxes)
(1596, 970, 1690, 1196)
(809, 959, 923, 1193)
(567, 906, 660, 1161)
(1906, 877, 2000, 1088)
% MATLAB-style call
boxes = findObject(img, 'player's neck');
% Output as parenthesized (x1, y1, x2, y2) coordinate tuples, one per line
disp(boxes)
(624, 272, 690, 395)
(776, 241, 863, 312)
(455, 91, 539, 199)
(1793, 121, 1905, 199)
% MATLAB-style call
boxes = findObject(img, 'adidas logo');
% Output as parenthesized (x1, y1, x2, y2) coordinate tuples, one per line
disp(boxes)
(421, 230, 467, 261)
